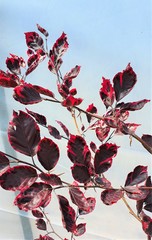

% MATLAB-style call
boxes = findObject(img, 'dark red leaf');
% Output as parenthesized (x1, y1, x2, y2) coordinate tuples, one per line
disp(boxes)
(69, 88, 77, 96)
(79, 197, 96, 215)
(100, 78, 115, 108)
(141, 212, 152, 237)
(39, 173, 62, 186)
(26, 108, 47, 126)
(37, 137, 60, 171)
(90, 141, 97, 153)
(14, 182, 52, 211)
(58, 195, 76, 233)
(32, 209, 43, 218)
(56, 120, 69, 138)
(71, 163, 91, 183)
(0, 70, 18, 87)
(74, 223, 86, 236)
(57, 82, 69, 98)
(26, 58, 39, 76)
(33, 85, 55, 98)
(125, 187, 149, 200)
(63, 65, 81, 81)
(142, 135, 152, 148)
(69, 185, 90, 211)
(101, 189, 124, 205)
(36, 219, 47, 231)
(0, 152, 10, 176)
(48, 55, 63, 74)
(37, 24, 49, 37)
(125, 165, 148, 186)
(113, 63, 137, 102)
(25, 32, 44, 50)
(94, 176, 111, 188)
(35, 236, 54, 240)
(95, 126, 110, 142)
(52, 32, 68, 60)
(86, 103, 97, 123)
(8, 111, 40, 156)
(120, 99, 150, 111)
(0, 165, 37, 191)
(13, 83, 42, 105)
(62, 95, 83, 107)
(48, 125, 61, 139)
(67, 135, 91, 165)
(94, 143, 118, 174)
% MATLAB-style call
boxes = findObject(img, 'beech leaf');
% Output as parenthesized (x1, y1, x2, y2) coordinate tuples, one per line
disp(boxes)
(8, 111, 40, 156)
(0, 70, 18, 88)
(74, 223, 86, 236)
(125, 165, 148, 186)
(36, 219, 47, 231)
(26, 108, 47, 126)
(101, 189, 124, 205)
(71, 163, 91, 183)
(0, 152, 10, 176)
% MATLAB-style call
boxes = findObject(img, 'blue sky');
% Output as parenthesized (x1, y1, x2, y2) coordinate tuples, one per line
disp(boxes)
(0, 1, 151, 239)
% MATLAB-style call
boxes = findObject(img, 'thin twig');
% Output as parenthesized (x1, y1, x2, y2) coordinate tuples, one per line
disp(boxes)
(122, 196, 141, 222)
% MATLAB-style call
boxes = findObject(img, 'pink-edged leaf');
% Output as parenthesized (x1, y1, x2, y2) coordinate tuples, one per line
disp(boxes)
(58, 195, 76, 233)
(116, 122, 140, 135)
(101, 189, 124, 205)
(8, 111, 40, 156)
(74, 223, 86, 236)
(48, 55, 63, 74)
(37, 24, 49, 37)
(90, 141, 97, 153)
(13, 83, 42, 105)
(69, 88, 77, 96)
(64, 65, 81, 80)
(94, 177, 111, 188)
(141, 212, 152, 237)
(0, 165, 37, 191)
(95, 126, 110, 142)
(56, 120, 69, 138)
(6, 54, 24, 75)
(36, 219, 47, 231)
(100, 78, 115, 108)
(25, 32, 44, 50)
(14, 182, 52, 211)
(113, 63, 137, 102)
(37, 137, 60, 171)
(0, 152, 10, 176)
(79, 197, 96, 215)
(0, 70, 18, 87)
(125, 187, 149, 201)
(62, 95, 83, 107)
(35, 235, 54, 240)
(26, 108, 47, 126)
(57, 82, 69, 98)
(86, 103, 97, 123)
(26, 58, 39, 76)
(67, 135, 91, 165)
(69, 185, 90, 211)
(32, 209, 44, 218)
(144, 177, 152, 212)
(71, 163, 91, 183)
(142, 135, 152, 148)
(125, 165, 148, 186)
(48, 125, 61, 140)
(52, 32, 69, 60)
(120, 99, 150, 111)
(39, 173, 62, 186)
(94, 143, 118, 174)
(33, 85, 55, 98)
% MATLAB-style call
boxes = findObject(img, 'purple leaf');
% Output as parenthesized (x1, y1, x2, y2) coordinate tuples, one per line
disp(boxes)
(67, 135, 91, 165)
(56, 120, 69, 138)
(86, 103, 97, 123)
(35, 235, 54, 240)
(125, 187, 149, 201)
(14, 182, 52, 211)
(0, 70, 18, 88)
(6, 54, 24, 75)
(120, 99, 150, 111)
(0, 165, 37, 191)
(94, 176, 111, 188)
(142, 135, 152, 148)
(58, 195, 76, 233)
(33, 85, 55, 98)
(39, 173, 62, 186)
(113, 63, 137, 102)
(74, 223, 86, 236)
(101, 189, 124, 205)
(26, 108, 47, 126)
(32, 210, 43, 218)
(95, 126, 110, 142)
(25, 32, 44, 50)
(37, 137, 60, 171)
(90, 141, 97, 153)
(141, 212, 152, 237)
(69, 186, 90, 211)
(8, 111, 40, 156)
(125, 165, 148, 186)
(48, 125, 61, 139)
(37, 24, 49, 37)
(36, 219, 47, 231)
(79, 197, 96, 215)
(94, 143, 118, 174)
(63, 65, 81, 81)
(100, 78, 115, 108)
(71, 163, 91, 183)
(0, 152, 10, 176)
(13, 83, 42, 105)
(62, 95, 83, 107)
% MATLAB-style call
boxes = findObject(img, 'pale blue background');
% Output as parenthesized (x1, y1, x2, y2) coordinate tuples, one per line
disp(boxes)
(0, 1, 151, 239)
